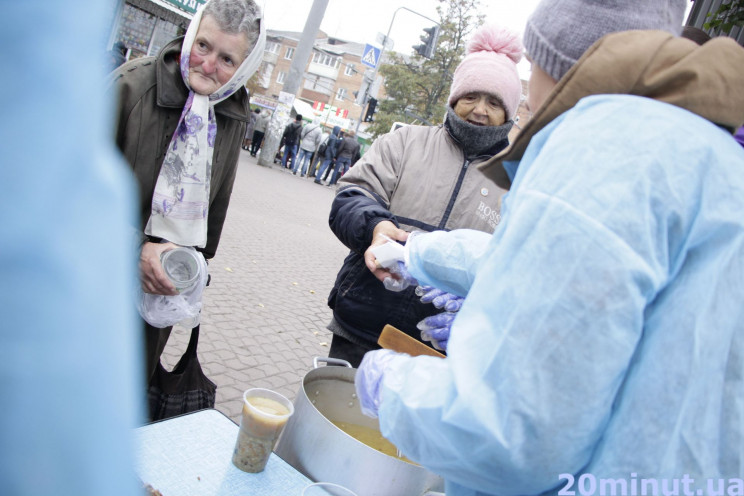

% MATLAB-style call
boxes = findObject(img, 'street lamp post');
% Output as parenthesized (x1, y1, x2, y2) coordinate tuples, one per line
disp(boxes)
(258, 0, 330, 168)
(354, 7, 440, 135)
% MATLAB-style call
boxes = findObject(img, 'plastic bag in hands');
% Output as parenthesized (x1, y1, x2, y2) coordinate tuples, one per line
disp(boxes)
(383, 260, 418, 292)
(355, 349, 405, 418)
(137, 247, 209, 328)
(415, 285, 464, 312)
(417, 311, 455, 351)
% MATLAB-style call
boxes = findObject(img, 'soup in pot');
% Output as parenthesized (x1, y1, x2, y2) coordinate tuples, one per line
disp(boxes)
(331, 421, 417, 465)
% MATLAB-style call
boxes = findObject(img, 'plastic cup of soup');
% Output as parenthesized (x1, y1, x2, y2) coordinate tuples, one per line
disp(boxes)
(232, 388, 294, 473)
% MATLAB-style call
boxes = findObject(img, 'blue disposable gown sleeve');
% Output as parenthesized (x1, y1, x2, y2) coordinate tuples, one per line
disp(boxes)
(405, 229, 493, 297)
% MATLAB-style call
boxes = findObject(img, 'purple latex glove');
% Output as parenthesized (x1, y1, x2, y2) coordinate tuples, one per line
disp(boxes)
(415, 285, 464, 312)
(355, 349, 406, 418)
(415, 286, 464, 351)
(417, 311, 455, 351)
(382, 261, 418, 292)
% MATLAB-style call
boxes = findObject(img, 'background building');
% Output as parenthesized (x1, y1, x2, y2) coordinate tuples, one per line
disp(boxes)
(105, 0, 742, 140)
(106, 0, 203, 59)
(252, 29, 388, 134)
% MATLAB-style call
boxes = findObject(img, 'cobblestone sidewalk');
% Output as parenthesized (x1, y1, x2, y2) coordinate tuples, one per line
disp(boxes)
(160, 151, 349, 422)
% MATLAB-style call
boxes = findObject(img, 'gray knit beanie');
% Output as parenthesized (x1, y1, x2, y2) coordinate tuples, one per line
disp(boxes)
(523, 0, 687, 82)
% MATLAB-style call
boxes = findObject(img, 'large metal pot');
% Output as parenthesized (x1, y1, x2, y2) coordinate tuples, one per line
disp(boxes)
(274, 357, 444, 496)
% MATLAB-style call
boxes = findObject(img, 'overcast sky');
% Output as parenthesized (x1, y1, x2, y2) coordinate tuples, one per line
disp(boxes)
(261, 0, 543, 78)
(260, 0, 694, 81)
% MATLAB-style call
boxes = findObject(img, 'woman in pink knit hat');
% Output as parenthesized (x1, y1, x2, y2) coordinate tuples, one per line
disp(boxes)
(445, 24, 523, 152)
(320, 24, 524, 367)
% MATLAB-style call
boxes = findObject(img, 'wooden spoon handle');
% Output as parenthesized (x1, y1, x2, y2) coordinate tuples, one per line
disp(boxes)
(378, 324, 445, 358)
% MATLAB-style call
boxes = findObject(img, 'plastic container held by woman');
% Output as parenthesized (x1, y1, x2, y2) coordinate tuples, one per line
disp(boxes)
(160, 247, 201, 292)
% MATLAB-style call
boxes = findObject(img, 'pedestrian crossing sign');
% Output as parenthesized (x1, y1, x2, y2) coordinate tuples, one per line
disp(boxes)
(361, 43, 381, 69)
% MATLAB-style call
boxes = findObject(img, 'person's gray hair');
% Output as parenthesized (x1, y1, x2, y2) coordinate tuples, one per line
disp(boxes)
(203, 0, 261, 56)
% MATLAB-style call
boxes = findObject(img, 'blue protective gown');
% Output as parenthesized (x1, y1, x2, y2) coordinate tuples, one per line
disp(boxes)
(380, 95, 744, 496)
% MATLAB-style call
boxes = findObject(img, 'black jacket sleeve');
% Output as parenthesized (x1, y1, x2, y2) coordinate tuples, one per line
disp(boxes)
(329, 187, 397, 255)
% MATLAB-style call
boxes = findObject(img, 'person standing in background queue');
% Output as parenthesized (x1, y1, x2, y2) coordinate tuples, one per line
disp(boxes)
(355, 1, 744, 495)
(108, 41, 128, 72)
(1, 1, 142, 495)
(281, 114, 303, 169)
(250, 109, 271, 157)
(108, 0, 266, 420)
(308, 127, 330, 179)
(327, 129, 360, 186)
(294, 117, 323, 177)
(243, 107, 260, 150)
(314, 125, 342, 184)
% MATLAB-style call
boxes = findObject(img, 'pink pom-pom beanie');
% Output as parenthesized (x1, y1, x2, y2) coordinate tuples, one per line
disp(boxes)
(447, 24, 523, 120)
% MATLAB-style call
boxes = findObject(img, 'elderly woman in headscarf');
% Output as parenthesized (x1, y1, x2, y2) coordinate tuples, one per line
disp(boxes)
(109, 0, 265, 414)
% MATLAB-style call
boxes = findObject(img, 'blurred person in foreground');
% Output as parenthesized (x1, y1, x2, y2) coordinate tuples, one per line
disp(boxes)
(324, 25, 523, 366)
(355, 0, 744, 494)
(108, 0, 265, 418)
(1, 1, 142, 495)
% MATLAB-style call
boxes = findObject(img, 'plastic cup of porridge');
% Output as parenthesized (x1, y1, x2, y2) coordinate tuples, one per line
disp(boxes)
(231, 388, 294, 473)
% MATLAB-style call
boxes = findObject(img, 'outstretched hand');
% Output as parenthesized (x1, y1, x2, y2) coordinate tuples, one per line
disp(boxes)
(364, 220, 409, 283)
(355, 349, 408, 418)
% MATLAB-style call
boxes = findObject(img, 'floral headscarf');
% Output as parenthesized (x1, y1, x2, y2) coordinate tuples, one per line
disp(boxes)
(145, 1, 265, 248)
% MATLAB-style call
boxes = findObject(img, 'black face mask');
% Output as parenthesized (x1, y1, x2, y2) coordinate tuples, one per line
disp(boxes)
(445, 106, 513, 158)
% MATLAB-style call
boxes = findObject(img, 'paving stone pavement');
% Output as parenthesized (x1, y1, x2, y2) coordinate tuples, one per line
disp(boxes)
(160, 151, 350, 423)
